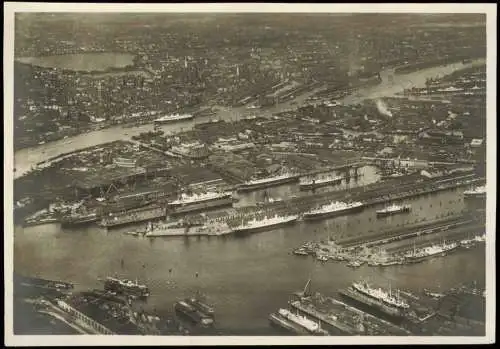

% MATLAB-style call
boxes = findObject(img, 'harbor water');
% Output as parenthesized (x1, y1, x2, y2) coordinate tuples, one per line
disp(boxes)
(14, 186, 486, 334)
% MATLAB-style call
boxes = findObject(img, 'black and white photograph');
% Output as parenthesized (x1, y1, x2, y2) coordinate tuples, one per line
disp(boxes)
(4, 3, 496, 346)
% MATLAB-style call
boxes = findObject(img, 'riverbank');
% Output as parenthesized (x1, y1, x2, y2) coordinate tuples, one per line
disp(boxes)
(13, 58, 485, 180)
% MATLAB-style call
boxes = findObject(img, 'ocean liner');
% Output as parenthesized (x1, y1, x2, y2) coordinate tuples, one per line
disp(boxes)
(153, 113, 193, 124)
(303, 201, 364, 220)
(232, 214, 298, 234)
(339, 281, 410, 317)
(376, 203, 411, 217)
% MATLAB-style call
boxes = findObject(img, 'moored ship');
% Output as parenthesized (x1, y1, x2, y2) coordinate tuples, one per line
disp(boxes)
(463, 185, 486, 199)
(299, 174, 343, 190)
(24, 215, 60, 227)
(174, 300, 214, 327)
(459, 233, 485, 249)
(153, 113, 193, 124)
(60, 212, 99, 227)
(102, 276, 150, 299)
(168, 191, 234, 214)
(237, 173, 299, 192)
(303, 201, 364, 220)
(404, 241, 459, 263)
(276, 308, 327, 335)
(339, 281, 410, 317)
(232, 214, 298, 235)
(185, 297, 215, 317)
(144, 221, 189, 237)
(376, 203, 411, 217)
(269, 312, 310, 335)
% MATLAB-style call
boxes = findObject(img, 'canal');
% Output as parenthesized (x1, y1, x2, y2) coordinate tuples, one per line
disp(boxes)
(14, 186, 485, 334)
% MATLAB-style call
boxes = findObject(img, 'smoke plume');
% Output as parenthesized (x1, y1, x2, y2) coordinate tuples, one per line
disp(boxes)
(376, 99, 393, 117)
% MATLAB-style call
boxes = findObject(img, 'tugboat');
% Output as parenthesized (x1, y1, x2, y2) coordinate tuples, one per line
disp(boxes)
(376, 203, 411, 217)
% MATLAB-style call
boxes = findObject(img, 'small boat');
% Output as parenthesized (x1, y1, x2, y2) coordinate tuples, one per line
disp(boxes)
(423, 289, 446, 299)
(347, 260, 363, 268)
(376, 203, 411, 217)
(463, 186, 486, 199)
(125, 230, 146, 237)
(293, 248, 309, 256)
(299, 174, 343, 190)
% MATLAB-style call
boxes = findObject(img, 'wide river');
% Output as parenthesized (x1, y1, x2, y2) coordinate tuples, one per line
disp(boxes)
(14, 185, 485, 334)
(13, 58, 485, 179)
(16, 52, 136, 72)
(13, 59, 486, 334)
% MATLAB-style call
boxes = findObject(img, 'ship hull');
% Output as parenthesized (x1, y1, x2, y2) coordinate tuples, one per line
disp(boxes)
(405, 246, 459, 263)
(233, 218, 297, 235)
(15, 274, 74, 291)
(103, 281, 149, 299)
(303, 205, 364, 220)
(289, 300, 354, 335)
(23, 217, 60, 227)
(269, 313, 308, 335)
(464, 193, 486, 200)
(99, 207, 166, 228)
(237, 177, 299, 192)
(174, 302, 213, 327)
(299, 178, 342, 190)
(338, 288, 405, 318)
(185, 299, 215, 318)
(60, 215, 99, 227)
(154, 116, 193, 125)
(168, 197, 234, 215)
(145, 227, 188, 237)
(376, 208, 411, 217)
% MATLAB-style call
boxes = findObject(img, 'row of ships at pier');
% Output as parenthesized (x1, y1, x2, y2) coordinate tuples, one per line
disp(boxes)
(269, 278, 485, 336)
(124, 185, 484, 238)
(100, 276, 216, 328)
(126, 197, 411, 238)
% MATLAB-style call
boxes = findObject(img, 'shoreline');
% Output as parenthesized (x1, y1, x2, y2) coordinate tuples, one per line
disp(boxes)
(13, 57, 485, 180)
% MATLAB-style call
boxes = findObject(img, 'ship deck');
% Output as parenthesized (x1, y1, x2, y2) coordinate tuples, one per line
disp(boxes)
(269, 313, 310, 335)
(292, 295, 412, 335)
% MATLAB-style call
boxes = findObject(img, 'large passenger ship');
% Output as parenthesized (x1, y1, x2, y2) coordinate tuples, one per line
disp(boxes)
(339, 281, 410, 317)
(153, 113, 193, 124)
(303, 201, 364, 220)
(237, 173, 299, 192)
(168, 191, 234, 214)
(232, 214, 298, 234)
